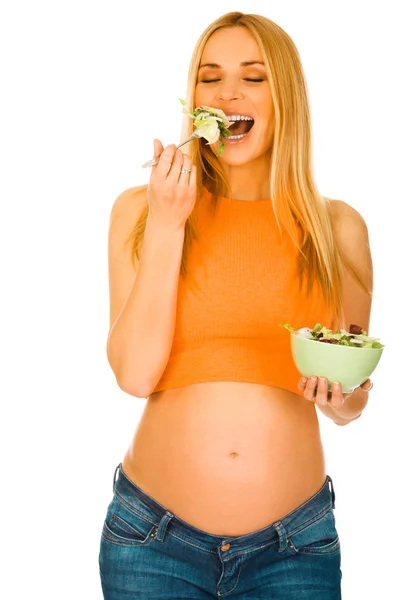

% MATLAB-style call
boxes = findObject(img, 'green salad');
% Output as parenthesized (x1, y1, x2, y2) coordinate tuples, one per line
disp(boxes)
(180, 98, 234, 156)
(280, 322, 384, 349)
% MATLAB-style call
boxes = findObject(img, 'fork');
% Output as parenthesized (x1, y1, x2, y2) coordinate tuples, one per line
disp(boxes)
(141, 131, 201, 168)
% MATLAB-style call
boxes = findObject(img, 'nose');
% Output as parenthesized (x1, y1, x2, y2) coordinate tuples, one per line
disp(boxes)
(218, 92, 241, 101)
(217, 81, 244, 102)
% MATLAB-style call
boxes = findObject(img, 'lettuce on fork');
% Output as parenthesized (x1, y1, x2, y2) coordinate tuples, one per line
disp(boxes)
(280, 322, 384, 349)
(180, 98, 234, 156)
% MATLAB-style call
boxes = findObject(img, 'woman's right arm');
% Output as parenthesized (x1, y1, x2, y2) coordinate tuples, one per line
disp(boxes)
(107, 141, 197, 398)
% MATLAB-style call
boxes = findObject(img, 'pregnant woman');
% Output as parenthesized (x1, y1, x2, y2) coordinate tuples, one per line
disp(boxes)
(99, 11, 374, 599)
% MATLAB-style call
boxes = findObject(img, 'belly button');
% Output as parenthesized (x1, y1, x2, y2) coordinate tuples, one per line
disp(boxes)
(229, 452, 239, 459)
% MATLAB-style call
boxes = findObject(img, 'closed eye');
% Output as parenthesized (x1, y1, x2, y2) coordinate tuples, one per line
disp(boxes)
(200, 78, 265, 83)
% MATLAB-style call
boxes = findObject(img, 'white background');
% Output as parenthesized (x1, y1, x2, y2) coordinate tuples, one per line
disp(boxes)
(1, 1, 405, 598)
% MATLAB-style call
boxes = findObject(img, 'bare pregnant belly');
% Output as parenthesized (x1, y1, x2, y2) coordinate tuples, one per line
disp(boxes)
(121, 382, 326, 537)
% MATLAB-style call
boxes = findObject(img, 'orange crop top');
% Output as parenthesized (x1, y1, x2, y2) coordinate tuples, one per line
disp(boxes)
(151, 189, 334, 396)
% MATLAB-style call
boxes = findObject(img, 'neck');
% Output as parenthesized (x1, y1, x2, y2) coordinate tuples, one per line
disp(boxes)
(221, 153, 271, 201)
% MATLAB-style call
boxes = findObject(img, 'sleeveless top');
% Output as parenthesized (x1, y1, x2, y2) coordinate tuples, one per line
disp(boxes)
(151, 188, 334, 396)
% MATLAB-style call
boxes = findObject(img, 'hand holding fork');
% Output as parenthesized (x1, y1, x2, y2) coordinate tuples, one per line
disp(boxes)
(142, 131, 202, 168)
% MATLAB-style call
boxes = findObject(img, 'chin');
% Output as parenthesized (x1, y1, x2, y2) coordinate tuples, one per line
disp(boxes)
(217, 145, 266, 167)
(218, 152, 257, 167)
(214, 130, 271, 167)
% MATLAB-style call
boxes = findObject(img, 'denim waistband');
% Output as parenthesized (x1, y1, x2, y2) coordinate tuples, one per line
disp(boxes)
(112, 462, 336, 555)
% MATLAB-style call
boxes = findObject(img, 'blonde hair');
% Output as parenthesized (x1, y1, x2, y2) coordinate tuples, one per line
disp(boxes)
(127, 11, 371, 330)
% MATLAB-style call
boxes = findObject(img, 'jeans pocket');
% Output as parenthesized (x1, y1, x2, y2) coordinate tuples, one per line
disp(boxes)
(101, 494, 157, 547)
(287, 507, 340, 555)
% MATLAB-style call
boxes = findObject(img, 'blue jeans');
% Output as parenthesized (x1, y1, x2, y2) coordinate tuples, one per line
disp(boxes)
(99, 463, 342, 599)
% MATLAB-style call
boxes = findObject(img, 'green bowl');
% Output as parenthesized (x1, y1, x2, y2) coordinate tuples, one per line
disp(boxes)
(290, 333, 384, 393)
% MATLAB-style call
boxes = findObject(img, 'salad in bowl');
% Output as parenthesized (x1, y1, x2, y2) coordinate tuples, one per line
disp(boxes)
(280, 322, 384, 393)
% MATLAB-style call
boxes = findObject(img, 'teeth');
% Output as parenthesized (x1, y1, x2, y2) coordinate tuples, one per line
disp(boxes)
(228, 132, 249, 139)
(228, 115, 253, 121)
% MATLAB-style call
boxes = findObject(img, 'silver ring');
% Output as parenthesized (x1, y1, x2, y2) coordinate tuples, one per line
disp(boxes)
(180, 169, 192, 174)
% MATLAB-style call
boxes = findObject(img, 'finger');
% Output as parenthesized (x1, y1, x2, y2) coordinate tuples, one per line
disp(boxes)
(153, 138, 164, 160)
(330, 381, 343, 409)
(315, 377, 328, 406)
(154, 144, 176, 179)
(178, 155, 192, 186)
(361, 379, 373, 392)
(151, 139, 165, 172)
(167, 148, 184, 181)
(298, 376, 307, 393)
(303, 376, 318, 402)
(189, 164, 197, 190)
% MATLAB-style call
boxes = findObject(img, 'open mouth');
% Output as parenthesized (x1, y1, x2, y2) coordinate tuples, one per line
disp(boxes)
(227, 115, 254, 139)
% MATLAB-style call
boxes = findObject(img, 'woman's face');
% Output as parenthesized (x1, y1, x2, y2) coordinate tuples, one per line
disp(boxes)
(195, 26, 274, 167)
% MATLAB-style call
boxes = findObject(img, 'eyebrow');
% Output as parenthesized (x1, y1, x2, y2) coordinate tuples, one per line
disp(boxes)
(198, 61, 265, 70)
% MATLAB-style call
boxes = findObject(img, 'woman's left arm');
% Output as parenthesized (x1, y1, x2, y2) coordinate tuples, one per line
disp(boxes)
(298, 199, 374, 425)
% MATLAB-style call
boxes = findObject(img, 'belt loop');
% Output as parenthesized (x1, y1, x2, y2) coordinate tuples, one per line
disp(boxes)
(327, 474, 336, 509)
(113, 463, 121, 493)
(154, 511, 174, 542)
(273, 521, 289, 553)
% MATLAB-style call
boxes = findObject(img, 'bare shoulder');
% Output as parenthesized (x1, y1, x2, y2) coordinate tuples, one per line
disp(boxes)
(109, 184, 148, 227)
(326, 197, 370, 257)
(326, 198, 368, 237)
